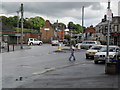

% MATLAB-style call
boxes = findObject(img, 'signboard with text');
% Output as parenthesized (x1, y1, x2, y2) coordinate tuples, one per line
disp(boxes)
(44, 28, 50, 31)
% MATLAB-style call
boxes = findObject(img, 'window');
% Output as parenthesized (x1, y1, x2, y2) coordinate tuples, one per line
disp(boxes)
(114, 25, 118, 32)
(30, 39, 33, 41)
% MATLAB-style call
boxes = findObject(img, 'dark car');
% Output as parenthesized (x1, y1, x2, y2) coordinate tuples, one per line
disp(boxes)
(63, 39, 68, 44)
(117, 51, 120, 60)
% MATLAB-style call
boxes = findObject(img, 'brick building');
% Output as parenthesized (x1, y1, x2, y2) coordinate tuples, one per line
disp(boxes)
(40, 20, 54, 43)
(84, 25, 96, 40)
(1, 31, 39, 44)
(40, 20, 65, 43)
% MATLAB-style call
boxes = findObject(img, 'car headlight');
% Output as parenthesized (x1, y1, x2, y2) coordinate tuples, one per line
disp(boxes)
(109, 55, 114, 58)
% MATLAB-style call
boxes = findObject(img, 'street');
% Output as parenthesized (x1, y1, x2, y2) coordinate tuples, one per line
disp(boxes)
(1, 44, 119, 88)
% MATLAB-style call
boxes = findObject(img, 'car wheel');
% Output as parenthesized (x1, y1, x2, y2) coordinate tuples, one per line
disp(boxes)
(30, 42, 33, 45)
(94, 60, 98, 64)
(39, 43, 42, 46)
(86, 55, 89, 59)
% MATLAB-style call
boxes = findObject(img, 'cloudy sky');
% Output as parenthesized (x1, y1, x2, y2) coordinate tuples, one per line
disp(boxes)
(0, 0, 119, 27)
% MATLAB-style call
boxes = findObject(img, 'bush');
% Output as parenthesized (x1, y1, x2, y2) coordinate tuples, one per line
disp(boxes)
(64, 34, 71, 41)
(70, 40, 76, 46)
(100, 40, 107, 45)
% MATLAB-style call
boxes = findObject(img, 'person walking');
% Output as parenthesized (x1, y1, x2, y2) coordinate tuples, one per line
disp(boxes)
(69, 45, 76, 61)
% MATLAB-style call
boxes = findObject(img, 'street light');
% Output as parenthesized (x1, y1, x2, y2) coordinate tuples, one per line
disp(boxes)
(105, 0, 112, 73)
(106, 0, 112, 63)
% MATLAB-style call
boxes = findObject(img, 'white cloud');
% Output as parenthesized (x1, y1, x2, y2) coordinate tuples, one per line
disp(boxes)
(1, 1, 119, 27)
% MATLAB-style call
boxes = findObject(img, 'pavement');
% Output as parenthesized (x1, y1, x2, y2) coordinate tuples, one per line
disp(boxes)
(17, 60, 119, 89)
(1, 44, 31, 53)
(1, 44, 120, 89)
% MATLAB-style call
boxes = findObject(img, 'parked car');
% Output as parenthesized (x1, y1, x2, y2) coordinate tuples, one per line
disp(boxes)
(51, 40, 59, 46)
(117, 51, 120, 60)
(75, 43, 82, 48)
(58, 39, 63, 42)
(80, 41, 101, 49)
(94, 46, 120, 64)
(63, 39, 68, 44)
(86, 45, 104, 59)
(28, 38, 43, 46)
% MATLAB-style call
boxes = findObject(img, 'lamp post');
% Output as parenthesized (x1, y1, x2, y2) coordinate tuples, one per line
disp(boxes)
(105, 0, 112, 73)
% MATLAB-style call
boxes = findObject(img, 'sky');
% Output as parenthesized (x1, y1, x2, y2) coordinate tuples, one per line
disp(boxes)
(0, 0, 119, 27)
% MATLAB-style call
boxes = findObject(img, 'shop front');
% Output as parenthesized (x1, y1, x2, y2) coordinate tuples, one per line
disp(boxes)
(111, 33, 120, 46)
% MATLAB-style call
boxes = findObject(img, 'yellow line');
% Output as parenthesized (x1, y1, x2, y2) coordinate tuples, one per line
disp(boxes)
(32, 67, 55, 75)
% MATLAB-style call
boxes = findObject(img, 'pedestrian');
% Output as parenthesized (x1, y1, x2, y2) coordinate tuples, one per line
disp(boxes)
(69, 45, 76, 61)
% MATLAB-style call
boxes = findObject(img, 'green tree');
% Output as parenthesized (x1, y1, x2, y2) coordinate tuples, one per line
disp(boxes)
(28, 16, 45, 30)
(68, 22, 82, 33)
(76, 24, 82, 33)
(52, 22, 66, 31)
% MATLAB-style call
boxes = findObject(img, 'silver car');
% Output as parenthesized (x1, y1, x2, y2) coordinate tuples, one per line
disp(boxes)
(80, 41, 101, 49)
(94, 46, 120, 64)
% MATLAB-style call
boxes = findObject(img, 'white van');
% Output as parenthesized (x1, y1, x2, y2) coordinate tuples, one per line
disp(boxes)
(80, 41, 101, 49)
(28, 38, 43, 46)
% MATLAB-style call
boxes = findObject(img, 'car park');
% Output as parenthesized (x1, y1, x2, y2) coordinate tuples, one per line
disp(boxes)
(51, 40, 59, 46)
(28, 38, 43, 46)
(86, 45, 104, 59)
(94, 46, 120, 64)
(80, 41, 101, 49)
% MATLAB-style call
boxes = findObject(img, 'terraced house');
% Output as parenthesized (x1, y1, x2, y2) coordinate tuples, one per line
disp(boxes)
(96, 15, 120, 46)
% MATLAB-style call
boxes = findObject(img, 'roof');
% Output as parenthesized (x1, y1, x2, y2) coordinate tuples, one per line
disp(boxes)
(85, 29, 96, 33)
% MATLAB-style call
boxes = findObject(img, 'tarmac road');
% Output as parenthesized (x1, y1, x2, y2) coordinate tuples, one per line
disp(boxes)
(1, 44, 119, 89)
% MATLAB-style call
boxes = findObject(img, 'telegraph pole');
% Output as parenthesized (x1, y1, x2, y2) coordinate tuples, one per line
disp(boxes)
(81, 6, 84, 41)
(20, 3, 23, 49)
(82, 6, 84, 34)
(16, 11, 20, 45)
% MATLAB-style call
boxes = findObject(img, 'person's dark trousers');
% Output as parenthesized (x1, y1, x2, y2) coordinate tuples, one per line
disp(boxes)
(69, 52, 76, 61)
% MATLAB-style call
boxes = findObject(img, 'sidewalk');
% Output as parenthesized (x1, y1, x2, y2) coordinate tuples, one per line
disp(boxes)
(0, 44, 31, 53)
(18, 60, 119, 88)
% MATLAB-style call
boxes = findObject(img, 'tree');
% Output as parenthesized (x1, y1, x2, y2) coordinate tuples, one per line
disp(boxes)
(76, 24, 82, 33)
(27, 16, 45, 30)
(52, 22, 66, 31)
(68, 22, 83, 33)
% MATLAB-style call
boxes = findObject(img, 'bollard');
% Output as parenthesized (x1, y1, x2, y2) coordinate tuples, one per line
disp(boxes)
(77, 44, 81, 50)
(58, 43, 62, 51)
(13, 45, 14, 51)
(28, 42, 30, 46)
(19, 76, 23, 81)
(7, 44, 9, 52)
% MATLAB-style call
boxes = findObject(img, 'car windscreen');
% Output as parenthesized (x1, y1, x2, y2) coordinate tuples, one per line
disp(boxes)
(90, 46, 103, 50)
(88, 42, 95, 44)
(99, 47, 116, 52)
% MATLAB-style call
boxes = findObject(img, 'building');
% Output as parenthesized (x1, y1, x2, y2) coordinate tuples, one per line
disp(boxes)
(84, 25, 96, 40)
(40, 20, 54, 43)
(56, 26, 65, 40)
(96, 1, 120, 46)
(110, 16, 120, 45)
(96, 15, 120, 46)
(40, 20, 65, 43)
